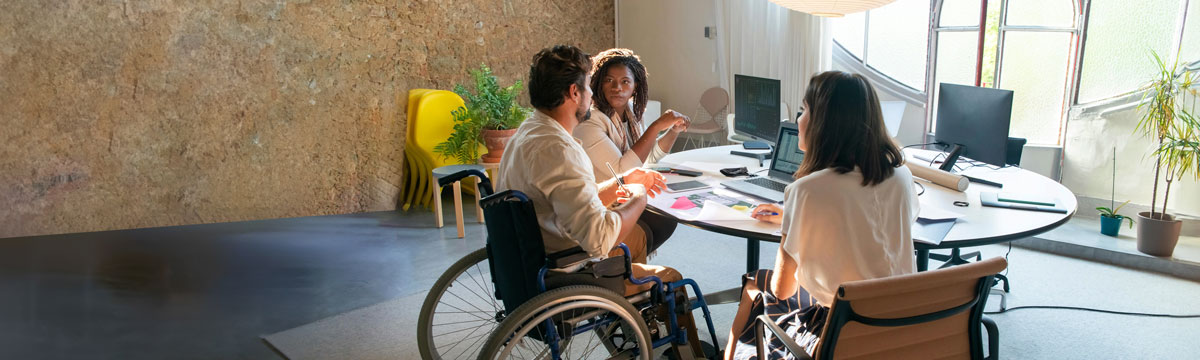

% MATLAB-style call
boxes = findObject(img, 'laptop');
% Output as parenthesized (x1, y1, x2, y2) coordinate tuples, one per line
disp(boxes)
(721, 122, 802, 203)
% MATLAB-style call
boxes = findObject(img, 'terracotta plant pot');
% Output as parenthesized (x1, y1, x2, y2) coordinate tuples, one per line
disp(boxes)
(1136, 211, 1182, 257)
(480, 128, 517, 163)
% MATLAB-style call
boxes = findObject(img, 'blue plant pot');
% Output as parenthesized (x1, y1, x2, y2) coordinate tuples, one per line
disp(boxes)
(1100, 216, 1123, 237)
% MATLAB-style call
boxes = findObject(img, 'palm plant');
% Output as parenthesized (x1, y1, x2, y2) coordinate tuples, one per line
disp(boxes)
(1134, 51, 1197, 219)
(1152, 108, 1200, 215)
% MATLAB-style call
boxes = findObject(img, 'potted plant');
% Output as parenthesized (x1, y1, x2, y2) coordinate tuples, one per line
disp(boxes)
(1097, 200, 1135, 237)
(434, 64, 532, 163)
(1132, 52, 1198, 257)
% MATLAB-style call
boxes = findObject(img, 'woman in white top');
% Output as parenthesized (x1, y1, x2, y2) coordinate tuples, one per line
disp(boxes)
(575, 48, 692, 257)
(725, 71, 919, 359)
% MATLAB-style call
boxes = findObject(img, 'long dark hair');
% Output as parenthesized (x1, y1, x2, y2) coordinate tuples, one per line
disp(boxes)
(795, 71, 903, 186)
(589, 49, 649, 124)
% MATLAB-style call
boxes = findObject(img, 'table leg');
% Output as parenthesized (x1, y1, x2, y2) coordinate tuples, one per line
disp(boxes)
(746, 238, 760, 274)
(917, 248, 929, 272)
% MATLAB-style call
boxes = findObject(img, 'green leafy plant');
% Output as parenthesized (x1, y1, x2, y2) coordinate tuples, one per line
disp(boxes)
(434, 64, 532, 163)
(1097, 200, 1135, 229)
(1134, 51, 1198, 219)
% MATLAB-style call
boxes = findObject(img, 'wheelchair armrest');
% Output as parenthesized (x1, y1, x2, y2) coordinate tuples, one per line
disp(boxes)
(546, 246, 590, 269)
(436, 169, 493, 196)
(756, 314, 813, 360)
(617, 244, 663, 291)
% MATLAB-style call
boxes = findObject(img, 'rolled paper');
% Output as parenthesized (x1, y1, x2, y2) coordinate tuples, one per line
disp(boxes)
(906, 161, 968, 192)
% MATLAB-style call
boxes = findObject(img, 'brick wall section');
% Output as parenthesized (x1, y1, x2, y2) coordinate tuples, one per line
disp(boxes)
(0, 0, 615, 238)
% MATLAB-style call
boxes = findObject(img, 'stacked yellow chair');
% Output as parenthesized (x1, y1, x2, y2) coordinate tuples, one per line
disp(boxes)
(401, 89, 486, 210)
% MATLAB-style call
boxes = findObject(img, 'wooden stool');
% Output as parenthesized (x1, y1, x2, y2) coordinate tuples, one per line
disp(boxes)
(432, 164, 487, 238)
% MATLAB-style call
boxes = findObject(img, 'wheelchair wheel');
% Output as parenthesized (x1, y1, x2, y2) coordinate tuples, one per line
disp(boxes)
(478, 285, 652, 360)
(418, 248, 501, 360)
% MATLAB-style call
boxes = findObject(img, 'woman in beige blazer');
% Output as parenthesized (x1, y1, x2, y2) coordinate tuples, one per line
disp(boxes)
(575, 48, 691, 258)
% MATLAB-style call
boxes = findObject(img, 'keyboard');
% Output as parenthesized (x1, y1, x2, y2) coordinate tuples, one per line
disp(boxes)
(746, 177, 788, 192)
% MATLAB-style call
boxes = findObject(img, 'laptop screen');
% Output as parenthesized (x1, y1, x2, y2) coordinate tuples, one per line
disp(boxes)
(769, 123, 804, 178)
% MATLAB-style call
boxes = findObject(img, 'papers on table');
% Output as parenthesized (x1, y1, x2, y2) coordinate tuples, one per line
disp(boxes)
(648, 187, 762, 222)
(693, 200, 754, 221)
(917, 202, 962, 221)
(914, 200, 960, 245)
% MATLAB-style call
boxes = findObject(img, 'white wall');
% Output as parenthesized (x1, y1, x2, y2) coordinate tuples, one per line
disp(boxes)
(616, 0, 722, 119)
(1063, 97, 1200, 218)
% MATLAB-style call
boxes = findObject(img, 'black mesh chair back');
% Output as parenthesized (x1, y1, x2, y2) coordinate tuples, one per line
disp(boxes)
(480, 190, 546, 314)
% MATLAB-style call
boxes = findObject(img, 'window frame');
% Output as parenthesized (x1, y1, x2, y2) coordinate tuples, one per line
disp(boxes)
(832, 0, 1200, 144)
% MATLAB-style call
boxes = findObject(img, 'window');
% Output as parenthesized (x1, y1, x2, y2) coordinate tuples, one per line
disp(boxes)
(1180, 0, 1200, 68)
(830, 0, 930, 91)
(931, 0, 1079, 145)
(1077, 0, 1183, 104)
(830, 1, 1200, 146)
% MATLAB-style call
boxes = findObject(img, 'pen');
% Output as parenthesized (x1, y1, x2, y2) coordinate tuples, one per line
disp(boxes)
(754, 211, 779, 216)
(605, 162, 628, 194)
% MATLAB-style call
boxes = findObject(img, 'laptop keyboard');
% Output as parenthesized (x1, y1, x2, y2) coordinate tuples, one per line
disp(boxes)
(746, 177, 787, 192)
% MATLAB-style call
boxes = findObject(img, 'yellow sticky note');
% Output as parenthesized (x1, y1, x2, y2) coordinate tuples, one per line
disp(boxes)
(731, 205, 749, 212)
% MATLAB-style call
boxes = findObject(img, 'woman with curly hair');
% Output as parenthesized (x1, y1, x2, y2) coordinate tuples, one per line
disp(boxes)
(575, 48, 692, 261)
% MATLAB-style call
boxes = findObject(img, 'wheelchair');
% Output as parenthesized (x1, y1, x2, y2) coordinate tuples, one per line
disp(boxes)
(417, 169, 720, 359)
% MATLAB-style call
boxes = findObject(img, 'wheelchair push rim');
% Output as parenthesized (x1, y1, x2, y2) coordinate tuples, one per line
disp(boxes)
(418, 248, 502, 360)
(479, 285, 653, 360)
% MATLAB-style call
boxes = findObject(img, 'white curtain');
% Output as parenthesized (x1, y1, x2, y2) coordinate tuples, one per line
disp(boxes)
(715, 0, 832, 119)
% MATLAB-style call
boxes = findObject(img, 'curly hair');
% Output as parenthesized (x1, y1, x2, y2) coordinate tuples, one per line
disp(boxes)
(589, 48, 649, 124)
(529, 45, 592, 111)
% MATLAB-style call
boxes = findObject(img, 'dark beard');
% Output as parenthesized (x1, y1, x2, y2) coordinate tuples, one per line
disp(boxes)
(576, 106, 591, 122)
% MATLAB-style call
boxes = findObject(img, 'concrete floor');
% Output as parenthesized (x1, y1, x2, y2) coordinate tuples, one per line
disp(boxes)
(3, 195, 1199, 359)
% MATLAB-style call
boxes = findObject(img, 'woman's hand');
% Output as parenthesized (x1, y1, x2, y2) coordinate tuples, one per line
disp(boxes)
(621, 168, 667, 198)
(651, 110, 690, 134)
(750, 204, 784, 224)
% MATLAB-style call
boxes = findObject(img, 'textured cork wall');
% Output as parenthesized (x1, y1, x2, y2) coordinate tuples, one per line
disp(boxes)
(0, 0, 614, 238)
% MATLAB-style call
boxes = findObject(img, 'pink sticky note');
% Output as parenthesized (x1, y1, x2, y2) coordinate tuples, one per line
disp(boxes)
(670, 196, 696, 210)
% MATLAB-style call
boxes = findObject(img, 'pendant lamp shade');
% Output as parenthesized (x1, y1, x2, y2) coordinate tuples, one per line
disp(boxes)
(768, 0, 897, 17)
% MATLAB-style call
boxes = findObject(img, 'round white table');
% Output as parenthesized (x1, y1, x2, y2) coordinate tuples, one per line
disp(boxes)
(654, 145, 1077, 273)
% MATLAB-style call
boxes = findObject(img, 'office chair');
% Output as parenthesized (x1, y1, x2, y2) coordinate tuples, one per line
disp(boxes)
(754, 257, 1006, 359)
(682, 87, 729, 149)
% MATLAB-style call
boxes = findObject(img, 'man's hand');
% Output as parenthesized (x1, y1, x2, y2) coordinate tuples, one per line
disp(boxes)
(622, 168, 666, 198)
(613, 183, 647, 207)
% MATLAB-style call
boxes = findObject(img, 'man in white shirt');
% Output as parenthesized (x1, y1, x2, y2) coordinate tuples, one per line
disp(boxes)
(496, 45, 678, 294)
(497, 44, 706, 356)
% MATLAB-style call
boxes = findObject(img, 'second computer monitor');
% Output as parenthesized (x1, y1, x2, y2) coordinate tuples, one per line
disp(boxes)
(934, 83, 1014, 168)
(734, 74, 782, 144)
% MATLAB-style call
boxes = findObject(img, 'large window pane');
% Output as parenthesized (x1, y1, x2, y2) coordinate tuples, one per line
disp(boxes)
(1006, 0, 1075, 27)
(1000, 32, 1074, 145)
(939, 0, 981, 27)
(932, 32, 980, 131)
(1078, 0, 1181, 103)
(831, 12, 866, 60)
(866, 0, 931, 90)
(1182, 0, 1200, 64)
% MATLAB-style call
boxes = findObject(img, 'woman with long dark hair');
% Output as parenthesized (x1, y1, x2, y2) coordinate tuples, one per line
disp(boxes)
(724, 71, 919, 359)
(575, 48, 691, 260)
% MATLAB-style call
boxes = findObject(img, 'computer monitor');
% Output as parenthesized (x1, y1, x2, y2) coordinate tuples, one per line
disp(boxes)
(734, 74, 782, 145)
(934, 83, 1014, 170)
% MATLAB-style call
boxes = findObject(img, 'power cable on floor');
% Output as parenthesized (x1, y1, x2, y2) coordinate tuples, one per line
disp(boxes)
(985, 305, 1200, 318)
